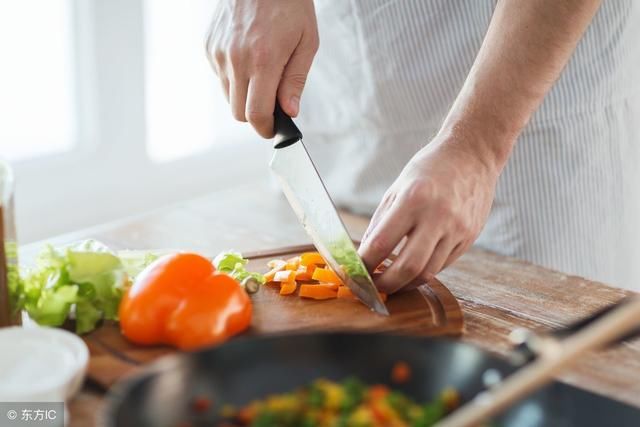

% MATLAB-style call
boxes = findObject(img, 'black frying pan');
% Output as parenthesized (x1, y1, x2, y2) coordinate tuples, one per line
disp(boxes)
(105, 332, 640, 427)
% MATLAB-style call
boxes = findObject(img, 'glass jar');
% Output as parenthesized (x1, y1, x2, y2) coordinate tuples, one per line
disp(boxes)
(0, 160, 20, 326)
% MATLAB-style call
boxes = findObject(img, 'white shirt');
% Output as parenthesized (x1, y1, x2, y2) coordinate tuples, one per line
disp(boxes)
(297, 0, 640, 290)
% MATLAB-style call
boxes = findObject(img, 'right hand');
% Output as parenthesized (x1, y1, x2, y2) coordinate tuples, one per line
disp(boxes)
(206, 0, 319, 138)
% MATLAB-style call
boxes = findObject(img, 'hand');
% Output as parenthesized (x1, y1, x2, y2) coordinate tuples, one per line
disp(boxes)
(359, 132, 501, 294)
(206, 0, 319, 138)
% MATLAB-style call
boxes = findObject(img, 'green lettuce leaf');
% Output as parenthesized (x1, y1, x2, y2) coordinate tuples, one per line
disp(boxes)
(329, 236, 369, 279)
(213, 251, 265, 285)
(13, 239, 156, 334)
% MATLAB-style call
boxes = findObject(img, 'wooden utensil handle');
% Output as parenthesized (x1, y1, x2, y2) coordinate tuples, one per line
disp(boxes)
(436, 296, 640, 427)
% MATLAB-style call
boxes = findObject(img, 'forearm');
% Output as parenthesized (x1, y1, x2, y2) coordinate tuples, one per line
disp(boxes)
(441, 0, 601, 172)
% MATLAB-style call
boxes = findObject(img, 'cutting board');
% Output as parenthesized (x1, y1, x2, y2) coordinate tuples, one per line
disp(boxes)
(82, 244, 463, 390)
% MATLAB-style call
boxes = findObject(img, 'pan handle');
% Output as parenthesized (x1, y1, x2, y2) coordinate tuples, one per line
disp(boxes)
(273, 102, 302, 149)
(437, 296, 640, 427)
(510, 296, 640, 364)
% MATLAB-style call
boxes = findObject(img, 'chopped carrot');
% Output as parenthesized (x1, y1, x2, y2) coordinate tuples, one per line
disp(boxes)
(391, 361, 411, 384)
(264, 260, 287, 281)
(337, 286, 358, 300)
(285, 256, 300, 270)
(306, 264, 317, 275)
(273, 270, 296, 283)
(311, 267, 343, 285)
(318, 282, 340, 290)
(369, 384, 390, 400)
(294, 268, 313, 281)
(299, 284, 338, 300)
(279, 282, 297, 295)
(191, 395, 212, 413)
(300, 252, 326, 267)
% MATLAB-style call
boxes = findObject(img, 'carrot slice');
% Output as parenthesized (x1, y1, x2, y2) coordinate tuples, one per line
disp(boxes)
(295, 268, 313, 281)
(306, 264, 317, 275)
(300, 252, 326, 267)
(273, 270, 296, 283)
(264, 260, 287, 281)
(299, 284, 338, 300)
(369, 384, 390, 400)
(319, 282, 340, 290)
(337, 286, 357, 300)
(279, 281, 297, 295)
(311, 267, 344, 285)
(391, 361, 411, 384)
(285, 256, 300, 270)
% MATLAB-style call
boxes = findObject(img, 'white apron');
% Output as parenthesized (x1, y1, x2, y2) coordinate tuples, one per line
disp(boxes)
(296, 0, 640, 290)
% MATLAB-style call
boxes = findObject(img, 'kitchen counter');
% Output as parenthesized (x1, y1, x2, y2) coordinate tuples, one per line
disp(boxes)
(20, 182, 640, 427)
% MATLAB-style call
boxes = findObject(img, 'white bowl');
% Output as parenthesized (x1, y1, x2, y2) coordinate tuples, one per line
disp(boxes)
(0, 326, 88, 402)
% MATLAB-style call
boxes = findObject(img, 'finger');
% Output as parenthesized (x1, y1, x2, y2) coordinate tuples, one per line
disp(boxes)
(442, 241, 468, 270)
(246, 71, 281, 138)
(358, 203, 413, 272)
(276, 36, 317, 117)
(229, 75, 248, 122)
(220, 75, 230, 102)
(423, 236, 459, 276)
(362, 192, 396, 245)
(373, 226, 439, 294)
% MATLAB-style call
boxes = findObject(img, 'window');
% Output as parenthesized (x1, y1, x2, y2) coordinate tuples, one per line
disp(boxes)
(143, 0, 254, 162)
(6, 0, 268, 243)
(0, 0, 76, 162)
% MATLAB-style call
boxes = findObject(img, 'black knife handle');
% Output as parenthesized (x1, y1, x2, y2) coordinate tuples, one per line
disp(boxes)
(273, 102, 302, 149)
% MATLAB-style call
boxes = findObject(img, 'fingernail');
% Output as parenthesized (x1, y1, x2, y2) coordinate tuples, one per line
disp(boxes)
(289, 96, 300, 116)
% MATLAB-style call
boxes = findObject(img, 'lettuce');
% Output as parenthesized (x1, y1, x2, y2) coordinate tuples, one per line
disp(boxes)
(14, 240, 156, 334)
(213, 251, 265, 285)
(12, 243, 259, 335)
(329, 237, 370, 279)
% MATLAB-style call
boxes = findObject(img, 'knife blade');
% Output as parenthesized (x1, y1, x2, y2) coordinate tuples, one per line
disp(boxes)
(269, 104, 389, 316)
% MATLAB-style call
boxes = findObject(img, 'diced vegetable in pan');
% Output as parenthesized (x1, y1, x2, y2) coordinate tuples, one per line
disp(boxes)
(214, 374, 461, 427)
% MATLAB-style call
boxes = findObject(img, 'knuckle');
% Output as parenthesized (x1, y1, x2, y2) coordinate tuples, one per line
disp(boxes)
(227, 43, 245, 67)
(404, 179, 430, 205)
(434, 201, 454, 218)
(246, 109, 269, 125)
(250, 43, 273, 69)
(214, 51, 226, 70)
(452, 217, 468, 234)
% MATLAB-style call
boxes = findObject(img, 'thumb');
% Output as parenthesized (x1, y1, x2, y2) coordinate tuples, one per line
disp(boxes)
(277, 40, 316, 117)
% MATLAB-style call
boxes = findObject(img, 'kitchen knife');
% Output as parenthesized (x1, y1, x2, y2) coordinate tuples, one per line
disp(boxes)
(270, 104, 389, 316)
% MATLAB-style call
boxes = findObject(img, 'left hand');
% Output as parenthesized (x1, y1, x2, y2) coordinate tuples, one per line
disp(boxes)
(358, 132, 501, 294)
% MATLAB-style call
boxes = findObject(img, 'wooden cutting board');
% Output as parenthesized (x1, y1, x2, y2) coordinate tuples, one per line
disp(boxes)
(82, 244, 463, 390)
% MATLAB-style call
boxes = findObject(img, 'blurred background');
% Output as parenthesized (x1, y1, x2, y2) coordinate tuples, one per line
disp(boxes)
(0, 0, 270, 243)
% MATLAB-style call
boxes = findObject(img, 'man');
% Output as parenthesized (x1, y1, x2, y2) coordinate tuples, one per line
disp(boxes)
(207, 0, 640, 291)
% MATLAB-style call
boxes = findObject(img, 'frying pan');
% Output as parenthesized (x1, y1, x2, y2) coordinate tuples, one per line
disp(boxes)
(105, 332, 640, 427)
